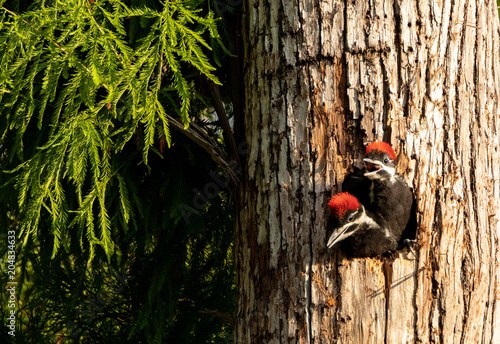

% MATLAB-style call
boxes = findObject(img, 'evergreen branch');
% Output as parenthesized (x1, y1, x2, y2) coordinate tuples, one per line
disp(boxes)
(87, 2, 126, 68)
(0, 0, 232, 262)
(116, 173, 131, 225)
(0, 6, 92, 75)
(165, 113, 239, 185)
(201, 74, 239, 165)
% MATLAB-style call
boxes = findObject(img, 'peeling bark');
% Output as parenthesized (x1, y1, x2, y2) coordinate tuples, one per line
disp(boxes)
(236, 0, 500, 343)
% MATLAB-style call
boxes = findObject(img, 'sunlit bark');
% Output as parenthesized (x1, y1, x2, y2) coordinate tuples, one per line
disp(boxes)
(236, 0, 500, 342)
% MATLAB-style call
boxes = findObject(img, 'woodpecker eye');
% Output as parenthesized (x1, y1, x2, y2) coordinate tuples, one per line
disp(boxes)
(383, 157, 389, 164)
(348, 215, 354, 222)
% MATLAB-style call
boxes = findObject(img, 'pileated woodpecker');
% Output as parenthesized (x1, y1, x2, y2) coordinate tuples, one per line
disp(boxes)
(331, 142, 414, 257)
(362, 141, 413, 243)
(327, 192, 398, 257)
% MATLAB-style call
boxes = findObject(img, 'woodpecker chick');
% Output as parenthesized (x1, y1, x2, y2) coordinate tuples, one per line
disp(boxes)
(342, 167, 372, 209)
(342, 142, 397, 208)
(327, 192, 398, 257)
(362, 141, 413, 242)
(364, 141, 397, 180)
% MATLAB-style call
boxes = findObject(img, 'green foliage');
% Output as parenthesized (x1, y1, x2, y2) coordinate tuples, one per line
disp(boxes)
(1, 138, 236, 343)
(0, 0, 223, 258)
(0, 0, 237, 342)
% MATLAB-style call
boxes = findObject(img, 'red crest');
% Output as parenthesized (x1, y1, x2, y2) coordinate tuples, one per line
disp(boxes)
(365, 141, 396, 160)
(328, 192, 360, 219)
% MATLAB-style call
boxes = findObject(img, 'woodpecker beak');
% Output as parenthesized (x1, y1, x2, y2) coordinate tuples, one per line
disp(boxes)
(327, 224, 355, 248)
(363, 158, 395, 178)
(363, 158, 383, 172)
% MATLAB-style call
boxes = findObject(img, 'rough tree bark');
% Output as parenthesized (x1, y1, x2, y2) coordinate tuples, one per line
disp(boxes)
(236, 0, 500, 343)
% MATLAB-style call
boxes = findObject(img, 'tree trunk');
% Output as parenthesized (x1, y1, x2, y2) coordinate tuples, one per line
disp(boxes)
(236, 0, 500, 343)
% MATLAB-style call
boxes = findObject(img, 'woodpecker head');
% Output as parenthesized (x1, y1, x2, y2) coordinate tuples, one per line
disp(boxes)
(327, 192, 366, 248)
(363, 141, 396, 179)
